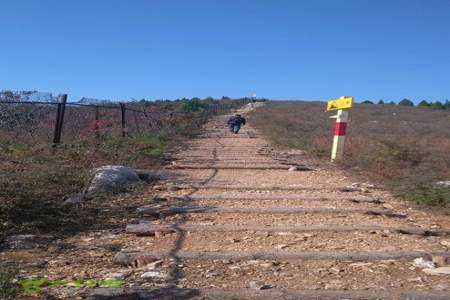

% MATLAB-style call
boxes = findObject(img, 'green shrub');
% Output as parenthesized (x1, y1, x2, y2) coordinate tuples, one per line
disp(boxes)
(181, 99, 209, 112)
(0, 268, 19, 299)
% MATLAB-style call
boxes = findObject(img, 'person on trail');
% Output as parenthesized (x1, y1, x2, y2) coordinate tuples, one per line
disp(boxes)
(227, 114, 246, 134)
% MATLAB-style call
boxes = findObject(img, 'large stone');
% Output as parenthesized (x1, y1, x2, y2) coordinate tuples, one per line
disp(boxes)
(84, 165, 159, 198)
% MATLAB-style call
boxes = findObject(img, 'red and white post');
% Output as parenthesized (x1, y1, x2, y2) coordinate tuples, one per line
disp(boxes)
(330, 108, 349, 161)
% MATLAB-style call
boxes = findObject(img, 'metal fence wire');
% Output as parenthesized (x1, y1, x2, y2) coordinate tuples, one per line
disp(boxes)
(0, 101, 59, 143)
(0, 94, 248, 146)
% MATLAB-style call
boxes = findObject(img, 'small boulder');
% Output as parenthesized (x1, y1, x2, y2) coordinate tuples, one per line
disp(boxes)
(85, 165, 159, 198)
(413, 257, 435, 269)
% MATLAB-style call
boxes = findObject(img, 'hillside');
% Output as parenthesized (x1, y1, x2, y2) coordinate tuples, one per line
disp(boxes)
(249, 101, 450, 208)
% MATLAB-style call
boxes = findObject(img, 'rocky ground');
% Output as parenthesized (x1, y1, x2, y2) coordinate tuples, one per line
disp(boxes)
(1, 103, 450, 299)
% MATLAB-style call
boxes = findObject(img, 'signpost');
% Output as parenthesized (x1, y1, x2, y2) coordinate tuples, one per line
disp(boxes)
(327, 96, 353, 162)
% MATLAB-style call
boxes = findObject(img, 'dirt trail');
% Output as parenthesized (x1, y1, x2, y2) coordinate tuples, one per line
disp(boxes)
(97, 103, 449, 299)
(4, 103, 450, 299)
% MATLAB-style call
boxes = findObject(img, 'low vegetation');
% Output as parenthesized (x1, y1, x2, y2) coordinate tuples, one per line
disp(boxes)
(0, 268, 19, 299)
(250, 101, 450, 208)
(0, 98, 246, 240)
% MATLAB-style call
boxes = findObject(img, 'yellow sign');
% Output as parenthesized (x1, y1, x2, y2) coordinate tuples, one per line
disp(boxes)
(326, 96, 353, 111)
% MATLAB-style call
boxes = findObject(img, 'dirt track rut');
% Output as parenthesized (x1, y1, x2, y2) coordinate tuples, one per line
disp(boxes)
(95, 104, 450, 299)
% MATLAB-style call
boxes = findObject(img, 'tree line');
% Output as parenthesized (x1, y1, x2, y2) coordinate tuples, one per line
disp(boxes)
(360, 99, 450, 109)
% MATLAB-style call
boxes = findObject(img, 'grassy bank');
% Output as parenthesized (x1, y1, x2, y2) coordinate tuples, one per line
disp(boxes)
(0, 99, 245, 239)
(249, 101, 450, 208)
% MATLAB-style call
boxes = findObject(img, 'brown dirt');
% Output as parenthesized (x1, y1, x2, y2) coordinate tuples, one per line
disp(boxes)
(2, 103, 450, 299)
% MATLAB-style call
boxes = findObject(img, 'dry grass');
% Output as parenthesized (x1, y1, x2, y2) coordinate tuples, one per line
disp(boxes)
(0, 99, 246, 239)
(249, 101, 450, 208)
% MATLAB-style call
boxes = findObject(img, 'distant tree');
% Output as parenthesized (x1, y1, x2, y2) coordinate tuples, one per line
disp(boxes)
(203, 97, 214, 101)
(388, 101, 396, 105)
(418, 100, 430, 107)
(398, 99, 414, 106)
(361, 100, 374, 104)
(445, 100, 450, 110)
(182, 98, 208, 112)
(377, 100, 385, 105)
(221, 96, 230, 100)
(430, 101, 444, 109)
(0, 90, 21, 101)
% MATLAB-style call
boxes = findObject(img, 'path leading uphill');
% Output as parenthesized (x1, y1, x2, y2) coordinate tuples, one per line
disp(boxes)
(91, 103, 450, 299)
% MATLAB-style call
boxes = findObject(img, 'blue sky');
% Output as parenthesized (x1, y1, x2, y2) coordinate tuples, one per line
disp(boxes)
(1, 0, 450, 102)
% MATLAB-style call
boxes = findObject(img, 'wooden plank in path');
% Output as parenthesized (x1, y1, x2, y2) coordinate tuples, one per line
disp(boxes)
(172, 185, 352, 191)
(114, 250, 450, 266)
(125, 223, 450, 237)
(135, 206, 407, 218)
(87, 287, 450, 300)
(168, 165, 313, 171)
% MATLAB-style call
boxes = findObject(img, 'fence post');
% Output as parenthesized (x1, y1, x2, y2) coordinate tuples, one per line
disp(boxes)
(120, 103, 127, 137)
(131, 111, 139, 133)
(95, 106, 100, 138)
(53, 94, 68, 146)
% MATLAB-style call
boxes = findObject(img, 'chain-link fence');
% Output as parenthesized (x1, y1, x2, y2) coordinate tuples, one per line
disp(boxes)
(0, 94, 249, 146)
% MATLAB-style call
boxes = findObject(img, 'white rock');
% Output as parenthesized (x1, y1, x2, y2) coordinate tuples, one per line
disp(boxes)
(349, 262, 373, 268)
(141, 271, 168, 279)
(105, 272, 125, 279)
(435, 181, 450, 187)
(286, 149, 305, 155)
(260, 262, 275, 268)
(413, 258, 435, 269)
(277, 232, 294, 236)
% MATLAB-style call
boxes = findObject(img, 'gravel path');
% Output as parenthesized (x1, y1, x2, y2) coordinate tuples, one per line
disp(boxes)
(102, 103, 450, 299)
(4, 103, 449, 299)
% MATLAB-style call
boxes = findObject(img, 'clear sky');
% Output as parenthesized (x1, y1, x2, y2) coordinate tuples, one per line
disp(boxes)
(1, 0, 450, 102)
